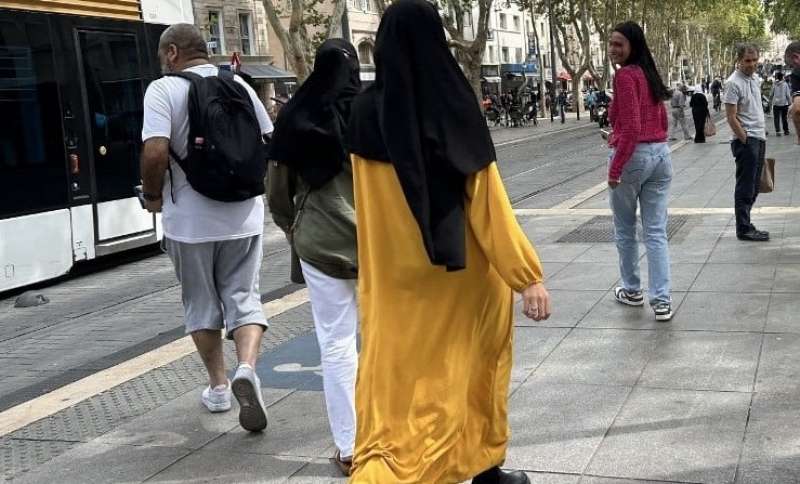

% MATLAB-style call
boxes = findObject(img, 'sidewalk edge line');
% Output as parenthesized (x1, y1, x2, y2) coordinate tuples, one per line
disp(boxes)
(0, 288, 310, 437)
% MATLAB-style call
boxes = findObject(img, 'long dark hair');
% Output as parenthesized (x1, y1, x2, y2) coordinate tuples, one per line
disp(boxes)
(613, 21, 670, 102)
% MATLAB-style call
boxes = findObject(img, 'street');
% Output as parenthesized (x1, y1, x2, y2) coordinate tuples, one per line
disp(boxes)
(2, 117, 800, 483)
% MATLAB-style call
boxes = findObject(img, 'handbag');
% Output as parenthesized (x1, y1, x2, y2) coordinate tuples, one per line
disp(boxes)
(704, 115, 716, 137)
(759, 157, 775, 193)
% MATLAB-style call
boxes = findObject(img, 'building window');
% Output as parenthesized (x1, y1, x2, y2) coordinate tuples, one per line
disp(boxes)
(515, 47, 523, 63)
(207, 10, 223, 55)
(501, 47, 510, 63)
(464, 12, 472, 28)
(543, 56, 549, 68)
(358, 42, 374, 65)
(488, 46, 495, 63)
(239, 13, 252, 55)
(499, 13, 507, 30)
(360, 0, 373, 12)
(513, 16, 520, 32)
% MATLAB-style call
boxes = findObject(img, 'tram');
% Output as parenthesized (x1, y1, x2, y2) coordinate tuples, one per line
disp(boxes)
(0, 0, 193, 292)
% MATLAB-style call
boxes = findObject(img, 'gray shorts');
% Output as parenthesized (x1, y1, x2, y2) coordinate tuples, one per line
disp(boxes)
(163, 235, 268, 339)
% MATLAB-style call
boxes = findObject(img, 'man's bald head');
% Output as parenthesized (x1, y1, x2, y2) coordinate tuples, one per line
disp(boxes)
(158, 23, 208, 73)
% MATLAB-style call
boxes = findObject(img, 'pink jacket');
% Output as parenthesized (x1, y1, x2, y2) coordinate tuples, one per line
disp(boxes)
(608, 65, 668, 180)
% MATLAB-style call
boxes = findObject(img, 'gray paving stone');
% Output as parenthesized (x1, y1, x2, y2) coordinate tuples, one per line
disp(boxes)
(532, 244, 593, 263)
(772, 263, 800, 293)
(669, 238, 717, 263)
(147, 449, 308, 483)
(529, 329, 659, 386)
(511, 327, 570, 384)
(523, 472, 581, 484)
(690, 263, 775, 293)
(12, 441, 189, 484)
(585, 387, 752, 484)
(572, 244, 645, 264)
(638, 332, 762, 392)
(287, 457, 347, 482)
(765, 293, 800, 333)
(755, 333, 800, 394)
(707, 240, 782, 263)
(580, 478, 686, 484)
(635, 263, 704, 292)
(547, 263, 621, 291)
(671, 292, 768, 332)
(579, 292, 686, 330)
(735, 392, 800, 484)
(505, 382, 631, 474)
(205, 390, 333, 458)
(96, 387, 293, 450)
(514, 290, 606, 328)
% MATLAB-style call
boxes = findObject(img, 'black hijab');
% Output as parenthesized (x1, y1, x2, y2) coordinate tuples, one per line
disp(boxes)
(268, 39, 361, 189)
(348, 0, 496, 271)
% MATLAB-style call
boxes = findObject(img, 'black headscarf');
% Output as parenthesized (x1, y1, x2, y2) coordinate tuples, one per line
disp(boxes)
(348, 0, 496, 271)
(268, 39, 361, 189)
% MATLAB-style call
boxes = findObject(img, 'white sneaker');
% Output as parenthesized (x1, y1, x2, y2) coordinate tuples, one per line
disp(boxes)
(201, 380, 231, 413)
(232, 363, 268, 432)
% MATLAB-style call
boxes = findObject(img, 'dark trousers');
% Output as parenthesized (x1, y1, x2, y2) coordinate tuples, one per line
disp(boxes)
(731, 137, 765, 235)
(773, 105, 790, 134)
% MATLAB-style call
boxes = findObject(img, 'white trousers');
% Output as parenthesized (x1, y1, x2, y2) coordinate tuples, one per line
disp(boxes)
(300, 260, 358, 458)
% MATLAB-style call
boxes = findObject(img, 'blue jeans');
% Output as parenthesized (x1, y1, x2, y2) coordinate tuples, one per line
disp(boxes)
(609, 143, 673, 305)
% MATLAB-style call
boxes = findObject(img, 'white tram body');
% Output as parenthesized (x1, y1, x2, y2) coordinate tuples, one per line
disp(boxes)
(0, 0, 193, 291)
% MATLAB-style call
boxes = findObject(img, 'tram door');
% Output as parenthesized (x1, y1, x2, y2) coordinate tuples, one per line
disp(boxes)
(76, 29, 155, 253)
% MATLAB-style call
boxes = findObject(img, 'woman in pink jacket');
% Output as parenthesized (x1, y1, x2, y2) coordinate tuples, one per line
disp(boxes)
(607, 22, 674, 322)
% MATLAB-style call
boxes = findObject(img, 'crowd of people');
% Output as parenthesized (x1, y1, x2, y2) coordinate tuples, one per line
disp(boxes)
(138, 2, 799, 481)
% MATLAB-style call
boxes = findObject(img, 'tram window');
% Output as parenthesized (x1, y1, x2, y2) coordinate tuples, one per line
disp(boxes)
(0, 16, 68, 219)
(79, 31, 145, 202)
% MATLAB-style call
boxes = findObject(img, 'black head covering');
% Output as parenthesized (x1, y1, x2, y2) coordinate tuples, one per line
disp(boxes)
(348, 0, 496, 271)
(268, 39, 361, 189)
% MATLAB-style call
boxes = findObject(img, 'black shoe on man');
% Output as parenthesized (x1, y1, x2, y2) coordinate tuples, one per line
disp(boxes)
(737, 229, 770, 242)
(472, 466, 531, 484)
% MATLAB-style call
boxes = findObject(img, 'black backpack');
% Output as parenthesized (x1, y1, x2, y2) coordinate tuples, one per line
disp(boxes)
(164, 69, 266, 202)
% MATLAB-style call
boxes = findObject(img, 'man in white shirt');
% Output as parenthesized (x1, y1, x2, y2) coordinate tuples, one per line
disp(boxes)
(140, 24, 272, 431)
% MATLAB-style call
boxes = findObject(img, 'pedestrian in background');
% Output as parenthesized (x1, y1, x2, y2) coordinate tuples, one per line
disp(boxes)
(785, 41, 800, 143)
(770, 71, 791, 136)
(670, 83, 692, 140)
(557, 89, 567, 123)
(140, 24, 271, 430)
(347, 1, 551, 482)
(267, 39, 360, 476)
(690, 88, 710, 143)
(725, 43, 770, 242)
(607, 21, 675, 321)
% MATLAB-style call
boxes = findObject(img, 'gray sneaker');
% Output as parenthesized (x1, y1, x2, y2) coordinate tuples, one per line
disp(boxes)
(614, 287, 645, 307)
(232, 364, 268, 432)
(654, 302, 673, 322)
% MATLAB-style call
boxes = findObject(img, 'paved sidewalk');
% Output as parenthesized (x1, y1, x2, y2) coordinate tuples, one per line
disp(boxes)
(4, 126, 799, 483)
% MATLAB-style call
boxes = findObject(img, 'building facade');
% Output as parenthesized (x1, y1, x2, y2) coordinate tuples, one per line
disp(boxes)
(192, 0, 294, 108)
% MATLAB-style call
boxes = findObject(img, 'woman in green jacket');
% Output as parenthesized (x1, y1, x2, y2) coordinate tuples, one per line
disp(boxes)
(267, 39, 360, 476)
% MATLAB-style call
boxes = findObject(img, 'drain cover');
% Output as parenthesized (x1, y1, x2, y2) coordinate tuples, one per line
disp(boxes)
(557, 215, 689, 243)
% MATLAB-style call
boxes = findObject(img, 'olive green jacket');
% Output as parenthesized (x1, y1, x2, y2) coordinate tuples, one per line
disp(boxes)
(267, 161, 357, 281)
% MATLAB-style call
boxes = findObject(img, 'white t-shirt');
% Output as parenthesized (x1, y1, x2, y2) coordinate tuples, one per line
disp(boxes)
(141, 64, 274, 243)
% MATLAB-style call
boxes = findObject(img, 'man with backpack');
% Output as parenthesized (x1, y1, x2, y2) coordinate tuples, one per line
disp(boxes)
(140, 24, 272, 431)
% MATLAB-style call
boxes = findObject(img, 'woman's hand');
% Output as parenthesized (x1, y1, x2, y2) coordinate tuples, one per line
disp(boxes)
(608, 179, 621, 189)
(521, 283, 552, 321)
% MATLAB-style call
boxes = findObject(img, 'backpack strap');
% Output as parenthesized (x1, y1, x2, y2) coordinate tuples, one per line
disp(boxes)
(161, 71, 204, 204)
(163, 71, 204, 82)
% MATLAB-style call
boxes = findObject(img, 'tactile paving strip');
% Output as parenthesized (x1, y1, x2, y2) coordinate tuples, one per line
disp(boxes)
(1, 304, 314, 481)
(556, 215, 690, 243)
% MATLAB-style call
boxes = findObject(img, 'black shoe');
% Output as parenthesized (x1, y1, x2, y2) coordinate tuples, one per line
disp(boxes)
(472, 466, 531, 484)
(737, 229, 770, 242)
(785, 131, 790, 136)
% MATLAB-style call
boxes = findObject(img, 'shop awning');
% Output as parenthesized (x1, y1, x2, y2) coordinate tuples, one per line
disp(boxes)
(482, 76, 502, 83)
(557, 71, 572, 81)
(219, 62, 297, 80)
